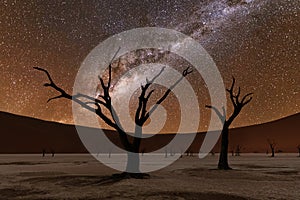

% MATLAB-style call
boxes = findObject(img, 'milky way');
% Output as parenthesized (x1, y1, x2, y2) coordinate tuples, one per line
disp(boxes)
(0, 0, 299, 132)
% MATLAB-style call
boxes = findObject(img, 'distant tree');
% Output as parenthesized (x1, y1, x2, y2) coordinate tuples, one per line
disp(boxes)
(189, 151, 194, 157)
(206, 77, 253, 170)
(180, 149, 183, 158)
(42, 149, 46, 157)
(165, 147, 168, 158)
(185, 149, 193, 157)
(235, 145, 242, 156)
(34, 57, 192, 178)
(141, 148, 145, 156)
(267, 139, 276, 157)
(297, 145, 300, 157)
(231, 149, 234, 156)
(51, 149, 55, 157)
(169, 148, 174, 156)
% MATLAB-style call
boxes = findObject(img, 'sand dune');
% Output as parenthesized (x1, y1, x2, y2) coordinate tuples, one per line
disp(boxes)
(0, 111, 299, 153)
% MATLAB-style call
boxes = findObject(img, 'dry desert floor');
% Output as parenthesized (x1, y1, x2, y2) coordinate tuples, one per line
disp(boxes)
(0, 154, 299, 200)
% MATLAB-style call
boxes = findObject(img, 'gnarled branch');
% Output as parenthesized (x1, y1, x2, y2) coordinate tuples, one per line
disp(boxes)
(206, 76, 253, 127)
(135, 67, 166, 125)
(205, 105, 226, 122)
(144, 66, 193, 123)
(133, 66, 193, 149)
(33, 67, 72, 102)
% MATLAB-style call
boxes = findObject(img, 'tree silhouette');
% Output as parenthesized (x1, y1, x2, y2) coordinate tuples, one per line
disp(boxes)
(34, 54, 192, 177)
(206, 77, 253, 170)
(297, 145, 300, 157)
(267, 139, 276, 157)
(42, 149, 46, 157)
(235, 144, 242, 156)
(51, 149, 55, 157)
(231, 149, 234, 156)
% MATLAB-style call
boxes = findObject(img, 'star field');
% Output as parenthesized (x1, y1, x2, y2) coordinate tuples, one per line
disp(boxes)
(0, 0, 299, 132)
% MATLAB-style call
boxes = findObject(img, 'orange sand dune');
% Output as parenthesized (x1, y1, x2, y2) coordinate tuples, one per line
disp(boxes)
(0, 112, 299, 153)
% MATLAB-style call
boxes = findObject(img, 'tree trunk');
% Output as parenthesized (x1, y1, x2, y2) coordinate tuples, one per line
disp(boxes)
(271, 147, 275, 157)
(125, 125, 142, 173)
(126, 151, 140, 173)
(218, 125, 231, 170)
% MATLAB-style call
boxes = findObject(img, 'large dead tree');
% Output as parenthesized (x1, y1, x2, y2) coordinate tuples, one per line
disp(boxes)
(34, 56, 192, 177)
(206, 77, 253, 170)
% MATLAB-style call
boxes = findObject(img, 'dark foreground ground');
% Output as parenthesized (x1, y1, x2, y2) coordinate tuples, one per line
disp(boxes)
(0, 154, 299, 200)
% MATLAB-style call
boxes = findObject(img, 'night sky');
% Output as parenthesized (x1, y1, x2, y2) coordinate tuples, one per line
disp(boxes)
(0, 0, 299, 132)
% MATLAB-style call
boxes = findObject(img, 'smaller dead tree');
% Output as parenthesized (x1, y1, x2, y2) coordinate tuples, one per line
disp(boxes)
(235, 145, 242, 156)
(141, 148, 145, 156)
(51, 149, 55, 157)
(267, 139, 276, 157)
(165, 147, 168, 158)
(297, 145, 300, 157)
(206, 77, 253, 169)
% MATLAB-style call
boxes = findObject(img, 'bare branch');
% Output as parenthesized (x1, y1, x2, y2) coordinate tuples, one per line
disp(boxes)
(234, 87, 241, 99)
(47, 95, 64, 103)
(34, 67, 54, 84)
(182, 66, 193, 76)
(96, 47, 121, 100)
(229, 76, 236, 92)
(148, 67, 166, 84)
(267, 139, 276, 147)
(226, 76, 237, 108)
(222, 106, 226, 118)
(98, 76, 107, 90)
(73, 93, 106, 106)
(145, 66, 193, 121)
(34, 50, 133, 151)
(134, 67, 166, 125)
(108, 63, 112, 89)
(135, 95, 143, 124)
(109, 47, 121, 64)
(86, 102, 117, 129)
(33, 67, 72, 101)
(146, 89, 155, 100)
(133, 66, 193, 150)
(222, 76, 254, 127)
(34, 67, 121, 130)
(205, 105, 226, 122)
(241, 92, 253, 105)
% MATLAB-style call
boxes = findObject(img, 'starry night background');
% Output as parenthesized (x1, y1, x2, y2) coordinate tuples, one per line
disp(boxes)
(0, 0, 299, 132)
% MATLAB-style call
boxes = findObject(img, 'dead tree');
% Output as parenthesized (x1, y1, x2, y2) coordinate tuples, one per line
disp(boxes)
(206, 77, 253, 170)
(165, 147, 168, 158)
(51, 149, 55, 157)
(235, 145, 242, 156)
(141, 148, 145, 156)
(42, 149, 46, 157)
(267, 139, 276, 157)
(34, 53, 192, 178)
(297, 145, 300, 157)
